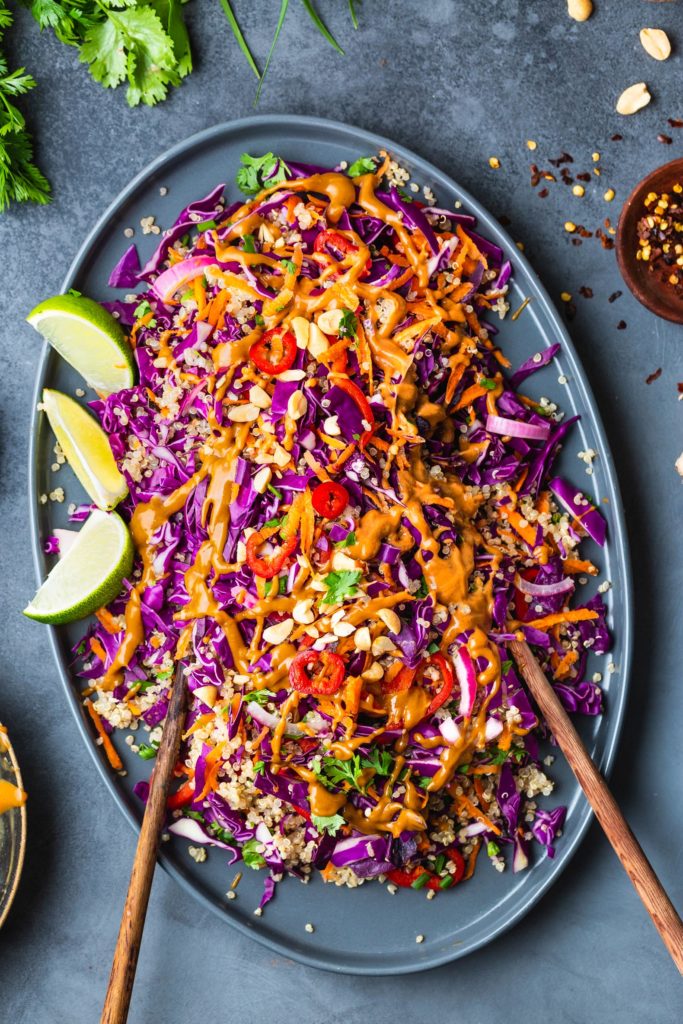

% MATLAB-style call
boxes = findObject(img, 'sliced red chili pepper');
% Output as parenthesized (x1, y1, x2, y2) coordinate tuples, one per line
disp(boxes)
(513, 567, 540, 622)
(314, 229, 357, 256)
(246, 529, 298, 579)
(290, 650, 345, 695)
(166, 779, 195, 810)
(249, 327, 297, 376)
(386, 866, 425, 888)
(446, 847, 466, 884)
(382, 664, 417, 694)
(311, 481, 349, 519)
(425, 653, 455, 716)
(334, 378, 375, 447)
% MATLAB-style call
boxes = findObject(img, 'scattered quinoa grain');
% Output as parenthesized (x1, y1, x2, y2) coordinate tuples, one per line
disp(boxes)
(489, 157, 500, 169)
(564, 221, 577, 233)
(572, 185, 585, 197)
(526, 140, 537, 151)
(123, 227, 134, 238)
(604, 189, 615, 202)
(416, 934, 425, 944)
(305, 922, 315, 933)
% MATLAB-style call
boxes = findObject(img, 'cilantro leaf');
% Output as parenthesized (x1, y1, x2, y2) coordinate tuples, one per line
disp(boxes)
(415, 576, 429, 599)
(236, 151, 290, 196)
(241, 837, 266, 869)
(243, 689, 276, 705)
(321, 569, 362, 605)
(338, 308, 358, 339)
(281, 258, 297, 274)
(311, 813, 345, 836)
(134, 299, 153, 318)
(480, 378, 498, 390)
(501, 659, 513, 674)
(361, 748, 393, 776)
(317, 754, 363, 790)
(347, 156, 377, 177)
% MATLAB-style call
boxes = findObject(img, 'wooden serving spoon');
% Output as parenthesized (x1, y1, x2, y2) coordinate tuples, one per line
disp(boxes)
(101, 663, 188, 1024)
(510, 639, 683, 974)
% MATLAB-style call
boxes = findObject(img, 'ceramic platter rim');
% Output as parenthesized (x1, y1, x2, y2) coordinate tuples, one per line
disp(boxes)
(28, 115, 633, 974)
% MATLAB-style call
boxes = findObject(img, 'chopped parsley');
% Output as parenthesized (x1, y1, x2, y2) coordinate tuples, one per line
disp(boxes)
(321, 569, 362, 605)
(417, 775, 432, 790)
(317, 754, 364, 789)
(347, 156, 376, 177)
(338, 308, 358, 339)
(501, 659, 513, 674)
(236, 152, 290, 196)
(480, 377, 498, 390)
(311, 813, 345, 836)
(134, 299, 153, 318)
(362, 747, 393, 776)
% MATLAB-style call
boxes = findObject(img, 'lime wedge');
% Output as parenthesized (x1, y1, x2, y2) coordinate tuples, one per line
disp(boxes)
(27, 293, 135, 395)
(24, 510, 133, 624)
(42, 389, 128, 510)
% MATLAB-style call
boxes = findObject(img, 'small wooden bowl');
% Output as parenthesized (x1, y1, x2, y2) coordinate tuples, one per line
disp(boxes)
(616, 157, 683, 324)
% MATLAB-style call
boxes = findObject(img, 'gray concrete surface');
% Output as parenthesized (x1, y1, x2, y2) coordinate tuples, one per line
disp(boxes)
(1, 2, 682, 1021)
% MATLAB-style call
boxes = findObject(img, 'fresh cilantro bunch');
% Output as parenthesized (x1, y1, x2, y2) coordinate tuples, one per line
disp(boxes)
(20, 0, 192, 107)
(0, 2, 50, 211)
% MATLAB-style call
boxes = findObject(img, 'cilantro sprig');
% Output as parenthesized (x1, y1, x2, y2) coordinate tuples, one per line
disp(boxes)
(0, 2, 50, 211)
(21, 1, 193, 109)
(311, 813, 345, 836)
(347, 156, 377, 177)
(236, 152, 290, 196)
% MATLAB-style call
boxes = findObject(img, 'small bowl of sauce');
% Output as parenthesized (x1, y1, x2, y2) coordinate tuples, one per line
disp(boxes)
(616, 157, 683, 323)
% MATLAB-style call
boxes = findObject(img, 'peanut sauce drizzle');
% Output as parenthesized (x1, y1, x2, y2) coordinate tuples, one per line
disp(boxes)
(101, 160, 514, 838)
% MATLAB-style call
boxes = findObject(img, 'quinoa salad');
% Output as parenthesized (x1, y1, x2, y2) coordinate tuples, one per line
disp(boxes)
(72, 150, 611, 906)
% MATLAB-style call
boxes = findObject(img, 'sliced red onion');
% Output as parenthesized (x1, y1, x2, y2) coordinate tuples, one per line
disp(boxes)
(462, 821, 489, 837)
(455, 647, 477, 718)
(245, 701, 306, 738)
(515, 574, 574, 598)
(438, 716, 462, 745)
(152, 255, 218, 302)
(484, 717, 504, 741)
(427, 236, 458, 279)
(486, 413, 551, 442)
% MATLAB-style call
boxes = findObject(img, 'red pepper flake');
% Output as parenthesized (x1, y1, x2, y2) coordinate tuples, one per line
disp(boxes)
(560, 168, 574, 184)
(576, 172, 592, 183)
(611, 133, 623, 142)
(596, 228, 615, 250)
(646, 367, 662, 385)
(571, 238, 583, 247)
(677, 382, 683, 395)
(608, 290, 623, 303)
(565, 301, 577, 321)
(538, 187, 549, 198)
(667, 118, 683, 129)
(548, 152, 574, 167)
(579, 286, 594, 299)
(617, 320, 627, 330)
(657, 134, 673, 145)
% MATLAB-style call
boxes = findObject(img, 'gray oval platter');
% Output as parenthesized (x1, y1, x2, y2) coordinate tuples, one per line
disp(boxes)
(28, 115, 632, 974)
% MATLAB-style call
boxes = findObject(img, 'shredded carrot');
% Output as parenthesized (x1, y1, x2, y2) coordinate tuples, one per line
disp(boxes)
(454, 383, 489, 411)
(474, 777, 490, 811)
(86, 702, 123, 771)
(464, 839, 482, 880)
(89, 636, 107, 662)
(95, 607, 122, 634)
(563, 557, 599, 576)
(182, 712, 215, 740)
(503, 508, 538, 548)
(469, 764, 501, 775)
(523, 608, 599, 631)
(456, 793, 502, 836)
(554, 649, 578, 680)
(194, 743, 225, 802)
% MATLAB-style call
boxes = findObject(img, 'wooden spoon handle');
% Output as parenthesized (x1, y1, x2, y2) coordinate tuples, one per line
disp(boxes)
(511, 639, 683, 975)
(101, 665, 187, 1024)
